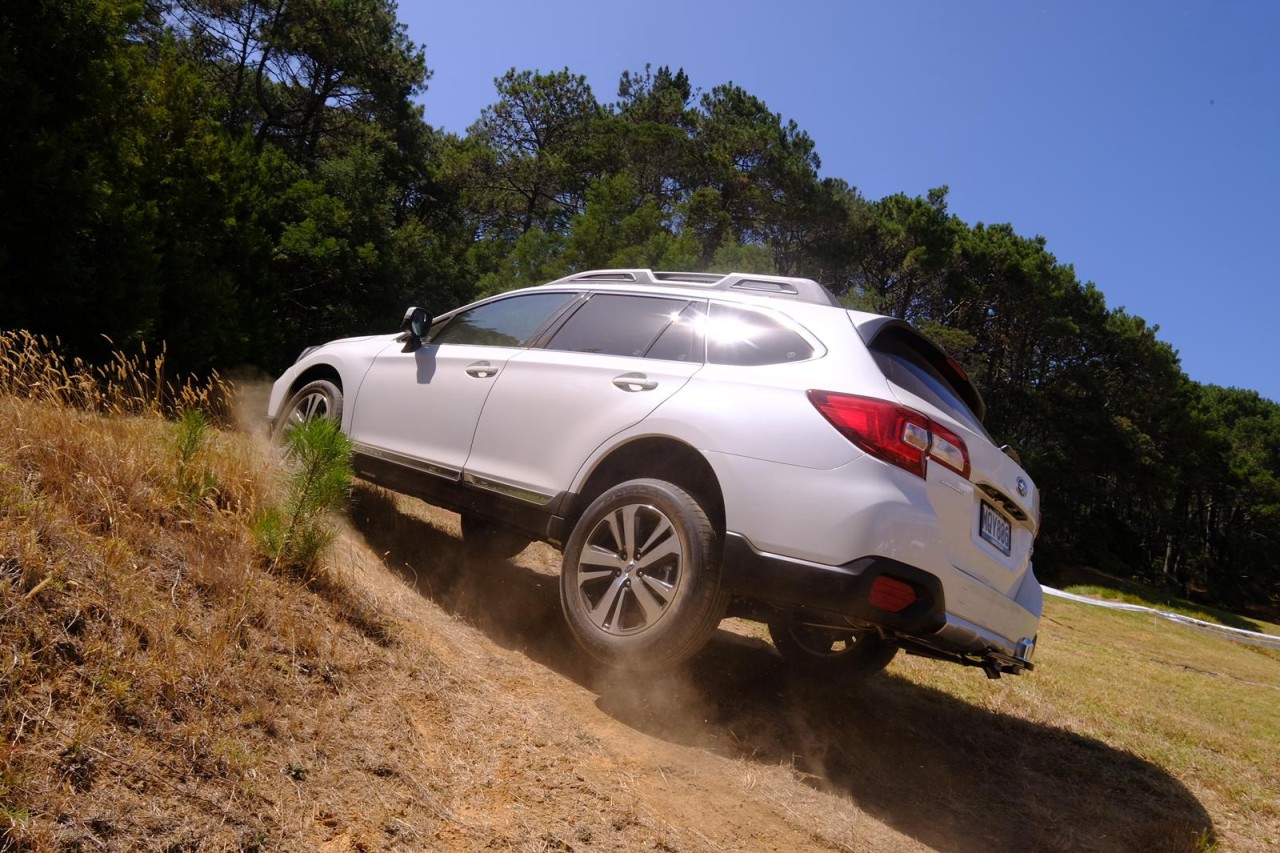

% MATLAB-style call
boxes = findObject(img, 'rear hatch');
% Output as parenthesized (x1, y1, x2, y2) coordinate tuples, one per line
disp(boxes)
(858, 318, 1039, 597)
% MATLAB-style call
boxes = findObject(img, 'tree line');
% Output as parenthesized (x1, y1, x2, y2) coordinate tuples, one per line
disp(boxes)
(2, 0, 1276, 611)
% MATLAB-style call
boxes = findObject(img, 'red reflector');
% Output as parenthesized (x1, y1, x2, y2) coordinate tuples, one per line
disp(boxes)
(868, 576, 917, 613)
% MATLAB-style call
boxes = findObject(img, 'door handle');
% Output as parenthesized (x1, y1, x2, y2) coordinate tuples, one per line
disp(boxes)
(612, 372, 658, 392)
(466, 361, 498, 378)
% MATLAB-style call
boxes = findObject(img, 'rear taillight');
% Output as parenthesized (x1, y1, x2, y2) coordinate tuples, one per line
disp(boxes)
(807, 390, 971, 479)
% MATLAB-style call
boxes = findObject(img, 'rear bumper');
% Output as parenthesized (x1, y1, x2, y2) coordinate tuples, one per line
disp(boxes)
(721, 532, 946, 634)
(721, 532, 1036, 669)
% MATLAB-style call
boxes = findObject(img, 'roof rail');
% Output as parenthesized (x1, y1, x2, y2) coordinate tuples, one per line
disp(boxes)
(544, 269, 839, 307)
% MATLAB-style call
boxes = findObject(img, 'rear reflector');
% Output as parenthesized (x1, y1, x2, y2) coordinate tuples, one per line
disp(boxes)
(868, 575, 917, 613)
(807, 391, 970, 479)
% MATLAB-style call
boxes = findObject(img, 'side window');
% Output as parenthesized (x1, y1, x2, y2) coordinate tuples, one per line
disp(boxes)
(431, 292, 577, 347)
(706, 303, 815, 366)
(644, 302, 705, 362)
(546, 294, 692, 358)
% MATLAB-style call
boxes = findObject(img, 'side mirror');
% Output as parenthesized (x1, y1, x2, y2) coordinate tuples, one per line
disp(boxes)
(399, 306, 431, 353)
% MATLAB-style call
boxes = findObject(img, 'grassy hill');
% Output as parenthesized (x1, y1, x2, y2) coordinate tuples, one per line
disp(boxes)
(2, 334, 1277, 851)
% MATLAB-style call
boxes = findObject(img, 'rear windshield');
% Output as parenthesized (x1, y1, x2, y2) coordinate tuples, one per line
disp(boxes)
(869, 326, 990, 440)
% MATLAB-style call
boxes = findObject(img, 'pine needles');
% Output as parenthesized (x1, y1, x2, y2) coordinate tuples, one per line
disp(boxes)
(255, 416, 354, 576)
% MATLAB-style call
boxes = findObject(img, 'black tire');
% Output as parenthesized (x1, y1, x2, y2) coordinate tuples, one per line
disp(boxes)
(768, 614, 898, 679)
(460, 512, 532, 560)
(560, 478, 728, 670)
(273, 379, 343, 444)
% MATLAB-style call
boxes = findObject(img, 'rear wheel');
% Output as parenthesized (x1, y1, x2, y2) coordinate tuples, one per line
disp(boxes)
(768, 614, 898, 679)
(273, 379, 342, 443)
(560, 479, 727, 670)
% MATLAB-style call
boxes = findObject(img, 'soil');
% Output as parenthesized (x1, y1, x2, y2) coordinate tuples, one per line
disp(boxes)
(313, 483, 1214, 853)
(335, 483, 925, 852)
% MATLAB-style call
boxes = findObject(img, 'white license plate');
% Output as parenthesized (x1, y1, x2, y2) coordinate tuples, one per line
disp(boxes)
(979, 501, 1012, 555)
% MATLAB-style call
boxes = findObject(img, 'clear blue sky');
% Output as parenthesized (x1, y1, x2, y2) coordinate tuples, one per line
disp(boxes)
(399, 0, 1280, 402)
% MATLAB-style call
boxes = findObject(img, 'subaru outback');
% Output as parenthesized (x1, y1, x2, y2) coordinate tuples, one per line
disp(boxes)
(266, 269, 1042, 679)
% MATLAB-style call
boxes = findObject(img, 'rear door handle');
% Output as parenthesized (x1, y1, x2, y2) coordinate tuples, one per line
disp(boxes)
(612, 372, 658, 392)
(466, 361, 498, 378)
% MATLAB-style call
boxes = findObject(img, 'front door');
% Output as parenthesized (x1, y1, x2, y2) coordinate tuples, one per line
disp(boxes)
(348, 291, 579, 478)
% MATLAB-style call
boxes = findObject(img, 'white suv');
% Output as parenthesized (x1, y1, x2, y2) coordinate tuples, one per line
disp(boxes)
(267, 270, 1041, 679)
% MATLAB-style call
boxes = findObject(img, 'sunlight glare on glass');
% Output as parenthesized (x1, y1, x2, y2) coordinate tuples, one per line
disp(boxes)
(704, 315, 760, 346)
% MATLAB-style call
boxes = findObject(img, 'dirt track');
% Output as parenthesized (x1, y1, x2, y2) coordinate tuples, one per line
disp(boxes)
(319, 482, 1212, 852)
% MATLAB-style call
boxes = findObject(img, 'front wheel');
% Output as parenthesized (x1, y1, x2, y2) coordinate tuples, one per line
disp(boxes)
(273, 378, 343, 444)
(560, 479, 728, 670)
(768, 615, 898, 679)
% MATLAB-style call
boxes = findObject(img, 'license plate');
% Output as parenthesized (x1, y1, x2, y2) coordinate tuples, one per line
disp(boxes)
(979, 501, 1012, 555)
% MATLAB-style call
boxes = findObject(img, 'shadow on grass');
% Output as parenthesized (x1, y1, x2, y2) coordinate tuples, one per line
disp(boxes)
(350, 485, 1215, 853)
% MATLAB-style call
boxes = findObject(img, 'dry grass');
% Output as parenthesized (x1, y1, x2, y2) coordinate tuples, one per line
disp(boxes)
(0, 331, 232, 425)
(3, 330, 1277, 851)
(0, 336, 425, 849)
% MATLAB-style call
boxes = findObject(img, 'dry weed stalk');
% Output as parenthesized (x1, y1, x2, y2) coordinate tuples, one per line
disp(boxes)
(0, 332, 396, 847)
(0, 330, 231, 423)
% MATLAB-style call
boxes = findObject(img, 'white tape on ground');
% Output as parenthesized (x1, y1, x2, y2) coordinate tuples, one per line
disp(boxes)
(1043, 586, 1280, 651)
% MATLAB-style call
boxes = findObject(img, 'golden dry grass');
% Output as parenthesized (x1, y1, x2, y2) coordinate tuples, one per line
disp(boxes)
(0, 331, 232, 424)
(0, 336, 421, 849)
(3, 331, 1277, 851)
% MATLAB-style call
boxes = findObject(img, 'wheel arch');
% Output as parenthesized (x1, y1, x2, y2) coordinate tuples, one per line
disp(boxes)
(566, 437, 725, 539)
(288, 364, 344, 398)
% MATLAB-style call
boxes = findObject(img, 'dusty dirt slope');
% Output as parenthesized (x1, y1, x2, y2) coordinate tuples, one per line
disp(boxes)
(0, 356, 1242, 851)
(305, 482, 1216, 853)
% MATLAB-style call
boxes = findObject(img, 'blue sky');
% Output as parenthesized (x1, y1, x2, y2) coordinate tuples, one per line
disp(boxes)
(399, 1, 1280, 401)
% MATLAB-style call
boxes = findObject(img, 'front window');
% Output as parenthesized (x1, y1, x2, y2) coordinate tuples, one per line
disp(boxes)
(431, 292, 577, 347)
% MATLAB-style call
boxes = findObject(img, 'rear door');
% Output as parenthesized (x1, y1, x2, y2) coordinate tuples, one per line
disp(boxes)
(462, 294, 705, 503)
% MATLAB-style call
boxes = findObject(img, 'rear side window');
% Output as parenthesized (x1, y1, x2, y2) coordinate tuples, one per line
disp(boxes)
(644, 303, 704, 362)
(547, 294, 693, 358)
(432, 292, 577, 347)
(706, 303, 815, 366)
(870, 326, 989, 438)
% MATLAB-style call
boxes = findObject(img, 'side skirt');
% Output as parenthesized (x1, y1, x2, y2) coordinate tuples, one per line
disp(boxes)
(352, 451, 570, 546)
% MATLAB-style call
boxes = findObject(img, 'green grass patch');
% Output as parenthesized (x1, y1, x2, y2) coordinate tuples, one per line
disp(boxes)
(1060, 575, 1280, 635)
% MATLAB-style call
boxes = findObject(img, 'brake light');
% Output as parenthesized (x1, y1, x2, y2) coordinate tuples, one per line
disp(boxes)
(807, 390, 970, 479)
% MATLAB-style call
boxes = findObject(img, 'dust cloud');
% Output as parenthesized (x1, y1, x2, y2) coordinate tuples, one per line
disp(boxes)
(225, 369, 274, 439)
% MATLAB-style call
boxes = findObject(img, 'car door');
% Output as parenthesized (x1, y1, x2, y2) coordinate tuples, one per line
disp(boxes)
(348, 291, 579, 479)
(462, 294, 705, 504)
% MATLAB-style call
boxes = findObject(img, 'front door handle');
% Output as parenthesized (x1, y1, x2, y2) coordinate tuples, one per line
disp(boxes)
(466, 361, 498, 378)
(612, 372, 658, 392)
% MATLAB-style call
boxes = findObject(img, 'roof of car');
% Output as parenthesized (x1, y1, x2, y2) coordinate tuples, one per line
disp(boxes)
(541, 269, 841, 308)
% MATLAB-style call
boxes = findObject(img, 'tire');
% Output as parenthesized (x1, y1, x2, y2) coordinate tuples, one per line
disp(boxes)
(768, 614, 898, 679)
(461, 512, 532, 560)
(273, 379, 343, 444)
(560, 479, 728, 670)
